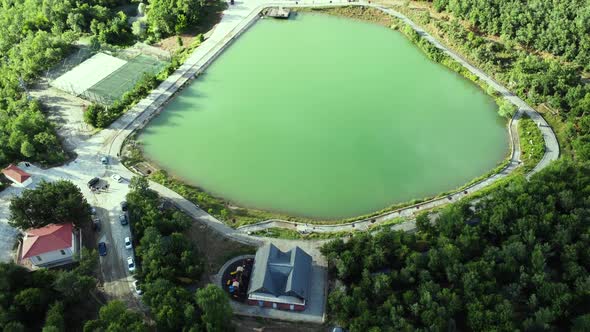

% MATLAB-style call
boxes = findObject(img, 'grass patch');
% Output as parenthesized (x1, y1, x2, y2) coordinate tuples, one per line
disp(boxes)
(294, 6, 394, 27)
(251, 227, 358, 240)
(518, 115, 545, 172)
(367, 217, 406, 232)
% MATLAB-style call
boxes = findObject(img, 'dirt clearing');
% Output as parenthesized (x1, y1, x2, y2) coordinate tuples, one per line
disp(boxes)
(186, 222, 256, 277)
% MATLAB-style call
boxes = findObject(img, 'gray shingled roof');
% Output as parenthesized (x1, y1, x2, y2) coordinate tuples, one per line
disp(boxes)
(248, 244, 312, 300)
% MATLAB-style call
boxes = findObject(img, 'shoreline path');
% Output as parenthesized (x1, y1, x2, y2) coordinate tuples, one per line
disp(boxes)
(102, 0, 558, 236)
(1, 0, 559, 264)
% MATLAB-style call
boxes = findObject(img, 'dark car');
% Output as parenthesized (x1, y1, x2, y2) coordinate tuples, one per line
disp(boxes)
(98, 242, 107, 256)
(120, 201, 128, 211)
(87, 177, 100, 188)
(119, 214, 128, 225)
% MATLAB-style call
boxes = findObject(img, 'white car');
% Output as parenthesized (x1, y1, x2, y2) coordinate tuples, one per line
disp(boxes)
(124, 237, 132, 250)
(111, 174, 123, 182)
(133, 280, 143, 295)
(127, 257, 136, 272)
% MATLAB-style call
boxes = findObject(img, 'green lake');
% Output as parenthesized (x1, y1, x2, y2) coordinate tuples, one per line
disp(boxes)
(140, 13, 508, 219)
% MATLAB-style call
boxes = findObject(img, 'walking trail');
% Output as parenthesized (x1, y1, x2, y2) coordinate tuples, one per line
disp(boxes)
(0, 0, 559, 261)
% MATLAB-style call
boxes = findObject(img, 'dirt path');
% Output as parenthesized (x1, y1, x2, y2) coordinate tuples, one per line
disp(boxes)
(29, 79, 93, 152)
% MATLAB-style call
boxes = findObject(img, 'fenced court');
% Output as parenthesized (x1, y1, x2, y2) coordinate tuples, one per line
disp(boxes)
(50, 52, 167, 105)
(50, 53, 127, 97)
(82, 55, 166, 104)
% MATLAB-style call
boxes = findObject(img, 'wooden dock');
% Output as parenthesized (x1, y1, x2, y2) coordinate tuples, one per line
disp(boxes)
(263, 7, 291, 19)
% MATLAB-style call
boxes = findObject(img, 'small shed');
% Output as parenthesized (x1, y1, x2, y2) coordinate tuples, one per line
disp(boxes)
(2, 164, 32, 187)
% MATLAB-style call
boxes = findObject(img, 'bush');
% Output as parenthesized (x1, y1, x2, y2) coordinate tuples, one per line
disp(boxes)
(497, 98, 517, 118)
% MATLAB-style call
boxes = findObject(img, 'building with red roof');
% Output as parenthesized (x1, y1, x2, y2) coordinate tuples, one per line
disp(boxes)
(20, 222, 77, 268)
(2, 164, 32, 187)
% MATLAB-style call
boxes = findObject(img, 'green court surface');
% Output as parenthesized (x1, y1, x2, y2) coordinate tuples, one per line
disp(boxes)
(83, 55, 166, 104)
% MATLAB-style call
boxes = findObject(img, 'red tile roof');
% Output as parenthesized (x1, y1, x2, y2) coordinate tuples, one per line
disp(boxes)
(2, 164, 31, 183)
(22, 223, 73, 259)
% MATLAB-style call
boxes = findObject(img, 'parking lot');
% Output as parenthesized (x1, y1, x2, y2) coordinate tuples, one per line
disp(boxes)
(0, 160, 140, 304)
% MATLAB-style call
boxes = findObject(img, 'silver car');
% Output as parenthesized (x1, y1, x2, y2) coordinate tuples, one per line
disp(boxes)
(127, 257, 136, 272)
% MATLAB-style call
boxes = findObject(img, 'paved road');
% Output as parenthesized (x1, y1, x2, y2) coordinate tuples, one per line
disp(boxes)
(0, 0, 560, 304)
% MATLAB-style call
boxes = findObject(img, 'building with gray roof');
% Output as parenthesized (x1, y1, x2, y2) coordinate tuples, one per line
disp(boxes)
(247, 243, 312, 311)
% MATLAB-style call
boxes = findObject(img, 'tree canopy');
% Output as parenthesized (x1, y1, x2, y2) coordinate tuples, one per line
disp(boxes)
(322, 159, 590, 331)
(430, 0, 590, 70)
(83, 300, 146, 332)
(195, 285, 233, 332)
(9, 180, 91, 230)
(0, 249, 107, 331)
(0, 0, 137, 166)
(413, 0, 590, 161)
(146, 0, 210, 38)
(126, 176, 232, 331)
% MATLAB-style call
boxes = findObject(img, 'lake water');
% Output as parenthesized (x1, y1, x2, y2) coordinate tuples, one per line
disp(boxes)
(140, 13, 508, 219)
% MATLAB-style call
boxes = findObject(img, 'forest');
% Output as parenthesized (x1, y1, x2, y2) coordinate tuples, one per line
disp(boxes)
(0, 0, 131, 166)
(416, 0, 590, 160)
(0, 253, 147, 331)
(0, 0, 219, 166)
(125, 176, 233, 331)
(322, 158, 590, 331)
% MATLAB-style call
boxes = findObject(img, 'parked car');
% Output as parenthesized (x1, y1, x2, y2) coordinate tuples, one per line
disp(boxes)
(120, 201, 128, 211)
(119, 214, 128, 225)
(87, 177, 99, 188)
(127, 257, 136, 272)
(111, 174, 123, 183)
(133, 280, 143, 295)
(92, 217, 101, 231)
(98, 242, 107, 256)
(101, 156, 108, 165)
(124, 237, 132, 250)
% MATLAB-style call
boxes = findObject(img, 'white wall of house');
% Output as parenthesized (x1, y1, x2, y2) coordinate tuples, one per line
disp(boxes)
(5, 174, 32, 187)
(248, 292, 305, 305)
(28, 234, 75, 267)
(29, 247, 73, 266)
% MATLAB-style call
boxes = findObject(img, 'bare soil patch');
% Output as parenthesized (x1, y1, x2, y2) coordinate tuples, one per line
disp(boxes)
(153, 34, 200, 53)
(233, 316, 325, 332)
(186, 222, 256, 277)
(296, 6, 394, 27)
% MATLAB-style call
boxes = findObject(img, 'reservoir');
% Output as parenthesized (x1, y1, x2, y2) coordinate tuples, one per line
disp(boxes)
(140, 13, 508, 220)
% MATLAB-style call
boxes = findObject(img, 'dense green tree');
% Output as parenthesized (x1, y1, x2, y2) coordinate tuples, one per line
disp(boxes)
(127, 177, 230, 331)
(195, 285, 233, 332)
(83, 301, 146, 332)
(147, 0, 203, 36)
(0, 256, 101, 331)
(52, 271, 95, 304)
(0, 0, 144, 166)
(9, 180, 91, 230)
(411, 0, 590, 160)
(497, 98, 516, 118)
(323, 159, 590, 331)
(143, 278, 197, 331)
(43, 302, 65, 332)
